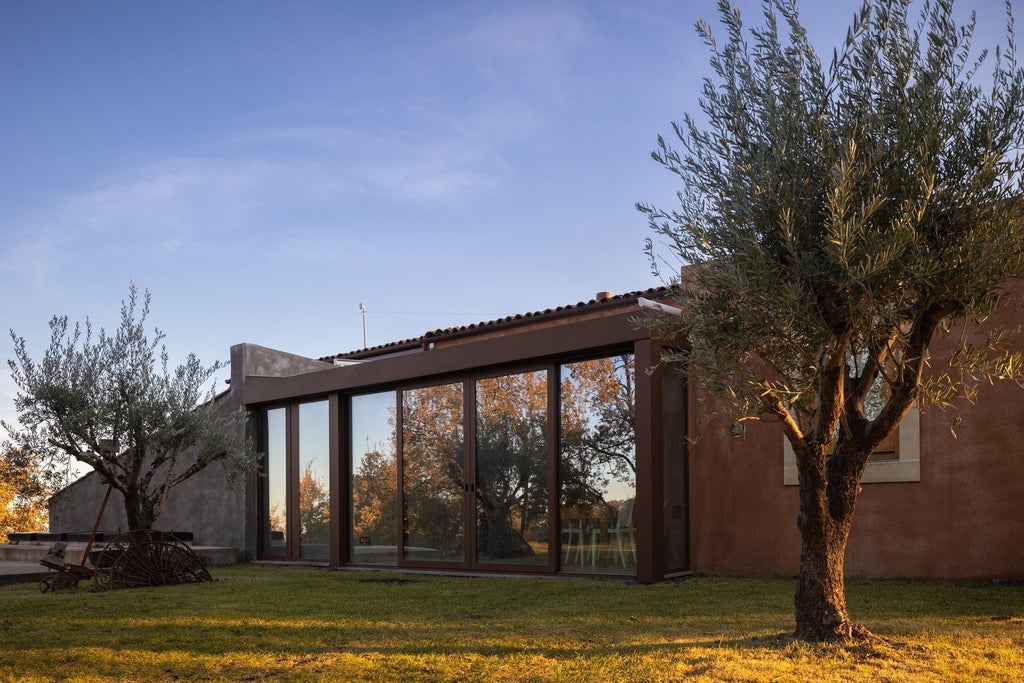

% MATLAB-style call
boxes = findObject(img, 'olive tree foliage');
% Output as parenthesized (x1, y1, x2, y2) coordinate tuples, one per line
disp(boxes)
(640, 0, 1024, 641)
(4, 286, 256, 531)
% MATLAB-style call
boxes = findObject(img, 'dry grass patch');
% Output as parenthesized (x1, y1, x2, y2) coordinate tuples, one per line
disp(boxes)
(0, 566, 1021, 681)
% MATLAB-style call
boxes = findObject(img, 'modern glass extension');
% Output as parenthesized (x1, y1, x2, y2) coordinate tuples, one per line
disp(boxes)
(251, 317, 689, 581)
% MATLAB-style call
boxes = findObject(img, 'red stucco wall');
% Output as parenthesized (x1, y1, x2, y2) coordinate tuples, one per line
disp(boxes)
(687, 306, 1024, 580)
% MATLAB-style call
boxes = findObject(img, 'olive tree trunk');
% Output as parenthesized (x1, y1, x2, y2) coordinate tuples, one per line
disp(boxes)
(122, 488, 159, 531)
(793, 442, 868, 642)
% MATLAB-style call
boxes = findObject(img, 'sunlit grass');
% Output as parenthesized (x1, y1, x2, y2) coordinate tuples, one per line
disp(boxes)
(1, 565, 1022, 681)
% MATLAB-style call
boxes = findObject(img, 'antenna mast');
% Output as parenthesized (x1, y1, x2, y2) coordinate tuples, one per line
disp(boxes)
(359, 303, 367, 348)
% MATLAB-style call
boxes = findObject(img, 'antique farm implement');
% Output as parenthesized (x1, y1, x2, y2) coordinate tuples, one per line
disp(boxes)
(39, 483, 212, 592)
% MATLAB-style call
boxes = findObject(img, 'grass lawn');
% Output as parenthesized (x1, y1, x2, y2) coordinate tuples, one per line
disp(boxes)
(1, 565, 1022, 682)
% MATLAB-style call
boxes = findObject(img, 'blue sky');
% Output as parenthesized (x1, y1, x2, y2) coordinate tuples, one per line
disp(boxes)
(0, 0, 1013, 431)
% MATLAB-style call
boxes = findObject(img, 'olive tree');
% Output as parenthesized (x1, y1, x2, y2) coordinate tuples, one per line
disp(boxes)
(640, 0, 1024, 641)
(5, 285, 255, 531)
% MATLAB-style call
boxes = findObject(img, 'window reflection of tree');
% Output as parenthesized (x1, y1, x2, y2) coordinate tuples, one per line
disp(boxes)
(560, 355, 636, 516)
(298, 462, 330, 545)
(475, 371, 548, 561)
(351, 445, 397, 548)
(402, 384, 464, 559)
(347, 356, 637, 563)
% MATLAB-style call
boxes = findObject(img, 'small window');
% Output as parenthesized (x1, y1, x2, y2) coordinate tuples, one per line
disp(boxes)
(783, 404, 920, 485)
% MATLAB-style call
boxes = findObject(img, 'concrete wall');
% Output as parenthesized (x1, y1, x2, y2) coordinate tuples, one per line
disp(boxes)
(47, 456, 250, 549)
(47, 343, 333, 559)
(48, 385, 251, 551)
(240, 342, 334, 382)
(687, 302, 1024, 581)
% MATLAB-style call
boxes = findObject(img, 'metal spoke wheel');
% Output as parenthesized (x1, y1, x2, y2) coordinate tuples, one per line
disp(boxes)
(91, 530, 212, 591)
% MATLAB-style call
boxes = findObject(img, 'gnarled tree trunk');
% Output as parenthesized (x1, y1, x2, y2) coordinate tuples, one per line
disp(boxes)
(793, 442, 866, 642)
(122, 488, 158, 531)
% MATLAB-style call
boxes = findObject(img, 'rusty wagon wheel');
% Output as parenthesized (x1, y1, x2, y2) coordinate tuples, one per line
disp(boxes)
(91, 530, 212, 591)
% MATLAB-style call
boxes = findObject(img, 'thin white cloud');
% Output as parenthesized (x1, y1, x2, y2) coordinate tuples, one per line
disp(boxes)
(0, 4, 591, 296)
(0, 114, 515, 294)
(461, 5, 590, 94)
(0, 158, 282, 290)
(217, 110, 535, 205)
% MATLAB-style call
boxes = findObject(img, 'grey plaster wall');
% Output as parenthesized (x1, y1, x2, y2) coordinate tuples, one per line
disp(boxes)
(47, 387, 252, 551)
(47, 343, 329, 559)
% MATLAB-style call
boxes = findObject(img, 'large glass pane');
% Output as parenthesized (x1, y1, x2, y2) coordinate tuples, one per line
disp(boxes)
(350, 392, 398, 565)
(475, 370, 548, 566)
(262, 408, 287, 556)
(559, 355, 636, 574)
(402, 383, 465, 562)
(298, 401, 330, 560)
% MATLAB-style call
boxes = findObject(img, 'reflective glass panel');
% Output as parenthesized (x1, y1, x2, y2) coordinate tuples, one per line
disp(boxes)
(298, 401, 330, 560)
(475, 370, 549, 565)
(402, 383, 465, 562)
(559, 355, 636, 574)
(350, 392, 398, 565)
(263, 407, 287, 556)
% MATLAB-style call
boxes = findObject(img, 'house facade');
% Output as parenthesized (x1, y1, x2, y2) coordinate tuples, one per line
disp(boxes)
(49, 288, 1024, 582)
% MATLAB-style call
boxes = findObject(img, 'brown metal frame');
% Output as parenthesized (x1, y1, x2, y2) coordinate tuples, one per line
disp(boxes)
(243, 312, 645, 406)
(635, 340, 658, 583)
(329, 394, 343, 566)
(546, 361, 560, 574)
(250, 307, 689, 581)
(286, 403, 300, 561)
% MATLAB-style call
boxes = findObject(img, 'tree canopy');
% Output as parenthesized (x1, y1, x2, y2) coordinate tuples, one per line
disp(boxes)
(5, 285, 255, 530)
(0, 445, 64, 542)
(640, 0, 1024, 642)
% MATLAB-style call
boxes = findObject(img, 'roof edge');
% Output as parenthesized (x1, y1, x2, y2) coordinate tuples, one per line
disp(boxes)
(321, 286, 670, 362)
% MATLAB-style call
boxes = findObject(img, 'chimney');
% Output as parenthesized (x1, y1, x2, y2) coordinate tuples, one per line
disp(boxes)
(595, 291, 614, 302)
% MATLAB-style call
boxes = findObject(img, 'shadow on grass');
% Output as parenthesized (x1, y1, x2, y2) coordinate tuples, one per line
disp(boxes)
(0, 613, 918, 663)
(3, 569, 1022, 661)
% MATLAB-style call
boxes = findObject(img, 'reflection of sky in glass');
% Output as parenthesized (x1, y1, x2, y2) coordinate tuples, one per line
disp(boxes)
(351, 391, 396, 467)
(299, 401, 329, 477)
(266, 407, 287, 530)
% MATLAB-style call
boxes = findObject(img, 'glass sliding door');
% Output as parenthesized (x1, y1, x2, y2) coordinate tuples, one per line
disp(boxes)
(559, 355, 636, 575)
(350, 391, 399, 565)
(298, 401, 330, 560)
(402, 382, 465, 563)
(261, 407, 288, 557)
(475, 370, 549, 566)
